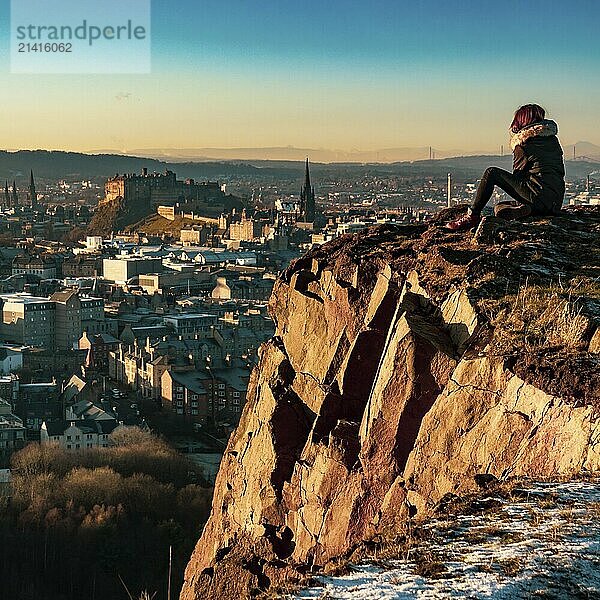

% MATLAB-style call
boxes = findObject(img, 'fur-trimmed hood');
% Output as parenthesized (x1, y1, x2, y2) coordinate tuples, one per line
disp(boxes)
(510, 119, 558, 151)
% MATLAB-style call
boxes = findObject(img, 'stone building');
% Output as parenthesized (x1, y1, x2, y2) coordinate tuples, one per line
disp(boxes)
(50, 290, 105, 351)
(161, 369, 209, 425)
(206, 366, 248, 421)
(105, 168, 223, 208)
(181, 226, 210, 245)
(228, 210, 263, 242)
(40, 419, 118, 449)
(211, 277, 232, 300)
(12, 255, 57, 279)
(79, 331, 121, 373)
(0, 293, 56, 347)
(109, 335, 219, 400)
(15, 381, 60, 434)
(62, 255, 103, 278)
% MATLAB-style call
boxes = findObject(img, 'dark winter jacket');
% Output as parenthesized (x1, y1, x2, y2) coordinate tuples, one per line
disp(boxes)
(510, 119, 565, 214)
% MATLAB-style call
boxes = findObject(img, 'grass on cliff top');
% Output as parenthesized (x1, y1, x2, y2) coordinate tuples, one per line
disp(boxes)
(483, 277, 599, 353)
(478, 277, 600, 405)
(124, 214, 199, 236)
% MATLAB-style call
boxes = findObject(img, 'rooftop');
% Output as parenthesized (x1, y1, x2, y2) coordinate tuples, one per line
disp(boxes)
(165, 313, 215, 321)
(43, 418, 118, 437)
(0, 293, 54, 305)
(170, 370, 209, 395)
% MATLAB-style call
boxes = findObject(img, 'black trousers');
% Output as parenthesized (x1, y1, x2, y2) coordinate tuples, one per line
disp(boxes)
(471, 167, 533, 214)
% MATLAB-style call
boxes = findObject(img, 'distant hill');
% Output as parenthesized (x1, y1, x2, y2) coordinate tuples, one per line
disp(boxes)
(0, 150, 165, 181)
(99, 142, 600, 164)
(0, 150, 275, 182)
(565, 141, 600, 162)
(0, 149, 598, 185)
(122, 146, 457, 163)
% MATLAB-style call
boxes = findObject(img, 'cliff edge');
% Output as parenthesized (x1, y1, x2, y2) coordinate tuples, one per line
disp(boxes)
(181, 207, 600, 599)
(87, 196, 153, 236)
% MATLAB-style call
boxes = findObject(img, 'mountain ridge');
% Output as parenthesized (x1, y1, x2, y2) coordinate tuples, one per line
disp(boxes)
(91, 140, 600, 163)
(1, 149, 599, 182)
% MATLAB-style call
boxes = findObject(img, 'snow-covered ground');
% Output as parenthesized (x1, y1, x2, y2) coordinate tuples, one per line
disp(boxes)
(295, 480, 600, 599)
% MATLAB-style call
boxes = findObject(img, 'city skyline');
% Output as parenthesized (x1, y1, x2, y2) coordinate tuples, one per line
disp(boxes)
(0, 0, 599, 154)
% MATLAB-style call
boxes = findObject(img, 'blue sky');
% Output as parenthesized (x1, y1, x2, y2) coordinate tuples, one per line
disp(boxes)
(0, 0, 599, 153)
(151, 0, 598, 70)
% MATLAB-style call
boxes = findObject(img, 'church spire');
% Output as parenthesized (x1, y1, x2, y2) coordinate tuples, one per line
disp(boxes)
(4, 181, 9, 209)
(11, 181, 18, 207)
(300, 157, 315, 222)
(29, 170, 36, 209)
(304, 157, 311, 192)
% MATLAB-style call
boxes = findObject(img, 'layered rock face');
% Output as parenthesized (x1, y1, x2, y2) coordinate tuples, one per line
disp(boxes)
(181, 208, 600, 599)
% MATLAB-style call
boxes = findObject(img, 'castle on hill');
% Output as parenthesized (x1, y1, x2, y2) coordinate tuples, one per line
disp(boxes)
(104, 168, 225, 209)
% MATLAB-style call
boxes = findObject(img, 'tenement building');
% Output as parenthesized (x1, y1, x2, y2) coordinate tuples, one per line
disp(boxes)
(51, 290, 105, 350)
(0, 294, 56, 347)
(0, 292, 105, 350)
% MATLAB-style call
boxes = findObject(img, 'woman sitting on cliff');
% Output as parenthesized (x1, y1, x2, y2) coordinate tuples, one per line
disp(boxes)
(447, 104, 565, 231)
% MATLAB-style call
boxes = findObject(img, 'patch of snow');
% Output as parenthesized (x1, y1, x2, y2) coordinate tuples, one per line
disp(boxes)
(295, 481, 600, 599)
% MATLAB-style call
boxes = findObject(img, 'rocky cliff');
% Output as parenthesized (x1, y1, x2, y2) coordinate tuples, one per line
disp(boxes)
(87, 196, 153, 236)
(181, 207, 600, 599)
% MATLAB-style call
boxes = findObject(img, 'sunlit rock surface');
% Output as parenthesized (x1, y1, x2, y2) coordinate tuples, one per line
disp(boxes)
(181, 207, 600, 600)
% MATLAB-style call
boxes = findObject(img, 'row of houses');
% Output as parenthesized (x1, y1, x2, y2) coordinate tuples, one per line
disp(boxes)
(0, 378, 107, 462)
(106, 336, 251, 426)
(161, 365, 249, 426)
(0, 371, 149, 457)
(41, 419, 117, 450)
(9, 245, 260, 281)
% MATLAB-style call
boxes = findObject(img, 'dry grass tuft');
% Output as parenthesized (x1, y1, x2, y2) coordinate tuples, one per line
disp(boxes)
(488, 280, 596, 353)
(498, 557, 523, 577)
(587, 502, 600, 519)
(410, 550, 448, 579)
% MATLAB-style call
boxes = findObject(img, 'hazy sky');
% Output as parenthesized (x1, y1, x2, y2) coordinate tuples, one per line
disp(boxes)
(1, 0, 599, 154)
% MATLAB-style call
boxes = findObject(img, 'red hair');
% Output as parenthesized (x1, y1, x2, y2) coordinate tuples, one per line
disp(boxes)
(511, 104, 546, 133)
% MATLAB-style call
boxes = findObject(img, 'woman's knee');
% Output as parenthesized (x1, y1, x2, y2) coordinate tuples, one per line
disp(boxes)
(483, 166, 499, 178)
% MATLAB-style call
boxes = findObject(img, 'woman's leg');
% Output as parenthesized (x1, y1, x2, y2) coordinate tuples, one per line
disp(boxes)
(471, 167, 532, 214)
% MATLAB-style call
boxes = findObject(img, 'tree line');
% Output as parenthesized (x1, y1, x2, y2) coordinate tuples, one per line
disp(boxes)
(1, 428, 213, 600)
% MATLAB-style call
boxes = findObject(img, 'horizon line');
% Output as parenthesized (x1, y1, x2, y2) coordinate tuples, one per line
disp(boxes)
(0, 145, 596, 166)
